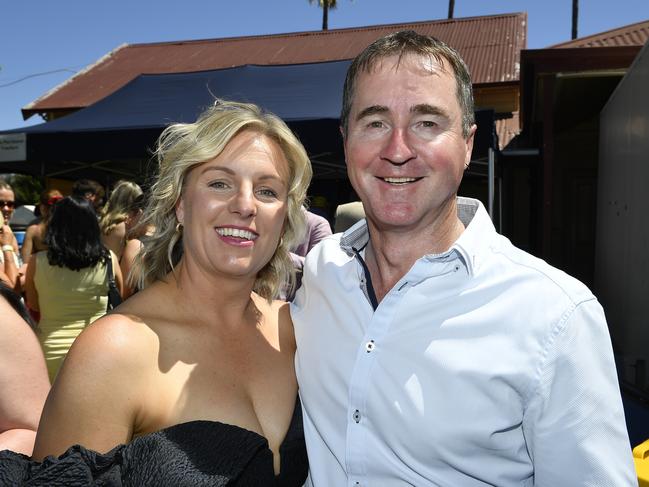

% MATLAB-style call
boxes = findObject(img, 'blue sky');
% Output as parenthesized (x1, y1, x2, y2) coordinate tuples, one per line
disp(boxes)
(1, 0, 648, 130)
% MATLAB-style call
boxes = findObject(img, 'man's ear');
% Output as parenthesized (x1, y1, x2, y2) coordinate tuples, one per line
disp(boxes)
(340, 125, 348, 164)
(464, 124, 478, 167)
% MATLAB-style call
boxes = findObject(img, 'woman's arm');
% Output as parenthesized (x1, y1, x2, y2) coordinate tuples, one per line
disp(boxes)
(20, 224, 37, 264)
(23, 254, 40, 312)
(1, 225, 19, 290)
(120, 239, 142, 299)
(0, 297, 50, 455)
(111, 250, 124, 297)
(32, 315, 146, 460)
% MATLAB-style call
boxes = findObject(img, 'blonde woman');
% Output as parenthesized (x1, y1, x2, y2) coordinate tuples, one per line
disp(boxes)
(3, 101, 312, 486)
(99, 181, 143, 260)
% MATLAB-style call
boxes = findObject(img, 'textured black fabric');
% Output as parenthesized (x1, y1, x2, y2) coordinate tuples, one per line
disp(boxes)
(0, 400, 307, 486)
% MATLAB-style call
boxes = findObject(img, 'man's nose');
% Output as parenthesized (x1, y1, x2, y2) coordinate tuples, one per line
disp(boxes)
(380, 128, 416, 165)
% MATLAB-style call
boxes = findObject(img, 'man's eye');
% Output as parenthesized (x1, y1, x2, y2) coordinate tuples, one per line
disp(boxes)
(421, 120, 436, 128)
(367, 121, 383, 128)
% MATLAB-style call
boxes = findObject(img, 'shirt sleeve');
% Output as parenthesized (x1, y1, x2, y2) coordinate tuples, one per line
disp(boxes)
(306, 216, 332, 253)
(523, 298, 638, 486)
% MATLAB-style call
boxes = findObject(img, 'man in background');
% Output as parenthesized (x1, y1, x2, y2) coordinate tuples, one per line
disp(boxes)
(72, 179, 105, 213)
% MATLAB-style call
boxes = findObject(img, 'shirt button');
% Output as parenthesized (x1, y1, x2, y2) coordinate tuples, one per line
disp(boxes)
(365, 340, 375, 353)
(353, 409, 361, 423)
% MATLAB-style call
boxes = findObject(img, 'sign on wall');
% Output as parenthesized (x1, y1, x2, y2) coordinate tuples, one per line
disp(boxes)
(0, 133, 26, 162)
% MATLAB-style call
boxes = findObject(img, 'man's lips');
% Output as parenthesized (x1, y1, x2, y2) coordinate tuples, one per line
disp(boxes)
(377, 176, 423, 185)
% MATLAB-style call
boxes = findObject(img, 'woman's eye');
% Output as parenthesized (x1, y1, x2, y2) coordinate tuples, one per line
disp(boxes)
(209, 181, 228, 189)
(257, 188, 279, 198)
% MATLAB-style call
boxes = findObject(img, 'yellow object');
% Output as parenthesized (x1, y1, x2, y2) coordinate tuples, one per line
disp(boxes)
(34, 252, 109, 382)
(634, 439, 649, 487)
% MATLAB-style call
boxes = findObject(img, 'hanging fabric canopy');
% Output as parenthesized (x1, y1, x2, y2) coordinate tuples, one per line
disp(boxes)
(0, 59, 495, 180)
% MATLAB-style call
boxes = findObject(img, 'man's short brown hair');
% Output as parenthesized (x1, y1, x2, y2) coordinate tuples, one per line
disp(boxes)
(341, 30, 475, 138)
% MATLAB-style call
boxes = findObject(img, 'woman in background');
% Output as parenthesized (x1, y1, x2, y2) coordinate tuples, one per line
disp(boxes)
(119, 192, 155, 299)
(99, 180, 143, 260)
(24, 196, 123, 382)
(0, 281, 50, 455)
(20, 188, 63, 264)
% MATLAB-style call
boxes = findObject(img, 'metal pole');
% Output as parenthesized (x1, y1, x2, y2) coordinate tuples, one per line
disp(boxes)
(488, 147, 495, 219)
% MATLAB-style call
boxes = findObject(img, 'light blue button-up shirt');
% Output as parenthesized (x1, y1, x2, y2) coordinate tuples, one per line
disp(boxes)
(292, 197, 636, 486)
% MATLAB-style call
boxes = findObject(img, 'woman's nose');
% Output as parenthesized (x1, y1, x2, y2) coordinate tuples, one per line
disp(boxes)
(229, 186, 256, 217)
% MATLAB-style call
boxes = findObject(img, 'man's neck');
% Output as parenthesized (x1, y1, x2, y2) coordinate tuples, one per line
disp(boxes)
(363, 203, 465, 303)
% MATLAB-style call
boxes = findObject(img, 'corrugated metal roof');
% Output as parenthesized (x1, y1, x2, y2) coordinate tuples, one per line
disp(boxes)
(24, 13, 526, 118)
(550, 19, 649, 48)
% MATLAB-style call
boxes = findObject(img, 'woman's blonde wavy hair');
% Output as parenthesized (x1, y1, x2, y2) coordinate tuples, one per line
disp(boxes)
(99, 181, 143, 235)
(133, 100, 312, 300)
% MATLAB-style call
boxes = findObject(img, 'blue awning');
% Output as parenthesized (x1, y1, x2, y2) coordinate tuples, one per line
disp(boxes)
(0, 59, 495, 181)
(9, 60, 352, 134)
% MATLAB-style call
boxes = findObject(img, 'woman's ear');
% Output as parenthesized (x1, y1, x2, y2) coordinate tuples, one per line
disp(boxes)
(175, 197, 184, 225)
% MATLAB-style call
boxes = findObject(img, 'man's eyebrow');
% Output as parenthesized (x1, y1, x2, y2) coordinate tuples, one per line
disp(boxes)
(355, 105, 388, 121)
(411, 104, 448, 118)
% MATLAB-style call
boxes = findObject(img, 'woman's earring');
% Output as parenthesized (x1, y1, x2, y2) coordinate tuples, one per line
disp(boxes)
(175, 222, 183, 234)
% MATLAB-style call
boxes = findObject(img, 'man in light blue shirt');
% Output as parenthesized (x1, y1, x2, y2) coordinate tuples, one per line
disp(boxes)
(291, 31, 637, 486)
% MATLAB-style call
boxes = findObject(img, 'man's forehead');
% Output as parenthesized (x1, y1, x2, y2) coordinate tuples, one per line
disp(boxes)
(364, 52, 449, 77)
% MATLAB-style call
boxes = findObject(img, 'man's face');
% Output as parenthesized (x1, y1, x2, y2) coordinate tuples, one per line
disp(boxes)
(0, 188, 15, 222)
(343, 54, 476, 234)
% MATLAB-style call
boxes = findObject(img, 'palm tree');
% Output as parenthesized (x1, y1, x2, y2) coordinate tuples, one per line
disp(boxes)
(309, 0, 338, 30)
(571, 0, 579, 39)
(448, 0, 455, 19)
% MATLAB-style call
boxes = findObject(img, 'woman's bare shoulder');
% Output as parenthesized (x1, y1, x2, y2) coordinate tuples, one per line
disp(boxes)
(68, 311, 158, 374)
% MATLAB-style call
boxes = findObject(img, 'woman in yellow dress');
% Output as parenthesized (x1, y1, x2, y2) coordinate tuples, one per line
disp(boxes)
(24, 196, 123, 382)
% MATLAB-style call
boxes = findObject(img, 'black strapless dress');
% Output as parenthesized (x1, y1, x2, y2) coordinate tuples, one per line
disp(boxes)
(0, 399, 307, 486)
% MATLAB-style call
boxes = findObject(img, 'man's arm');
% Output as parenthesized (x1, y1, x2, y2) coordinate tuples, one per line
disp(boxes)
(523, 299, 637, 486)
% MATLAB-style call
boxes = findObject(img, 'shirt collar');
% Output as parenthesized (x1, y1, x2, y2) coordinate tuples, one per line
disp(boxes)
(339, 196, 495, 277)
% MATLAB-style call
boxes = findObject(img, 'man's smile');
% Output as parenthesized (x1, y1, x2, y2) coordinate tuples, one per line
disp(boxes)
(378, 176, 423, 185)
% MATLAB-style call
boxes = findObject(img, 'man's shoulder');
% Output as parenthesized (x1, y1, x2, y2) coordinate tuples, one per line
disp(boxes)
(489, 234, 596, 305)
(304, 232, 347, 264)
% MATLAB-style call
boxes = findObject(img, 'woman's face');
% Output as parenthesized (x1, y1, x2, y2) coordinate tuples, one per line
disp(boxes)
(176, 130, 289, 281)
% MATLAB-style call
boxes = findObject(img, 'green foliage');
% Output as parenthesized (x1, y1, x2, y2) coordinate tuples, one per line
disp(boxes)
(5, 174, 43, 206)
